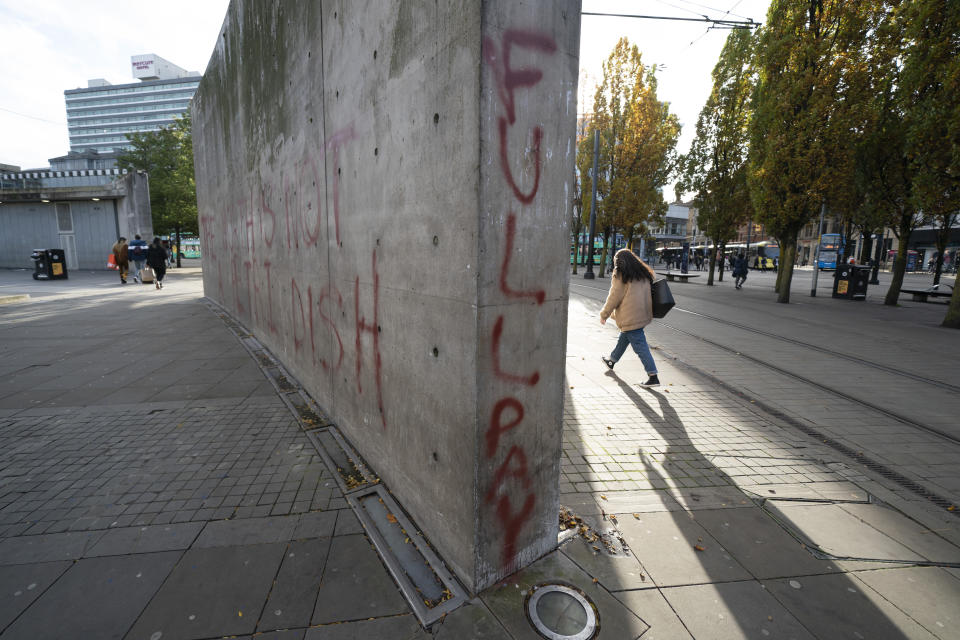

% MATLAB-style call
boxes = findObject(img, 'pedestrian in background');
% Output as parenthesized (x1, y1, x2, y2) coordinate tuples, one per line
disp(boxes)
(734, 253, 748, 289)
(129, 234, 147, 283)
(599, 248, 660, 387)
(146, 237, 167, 290)
(111, 237, 129, 284)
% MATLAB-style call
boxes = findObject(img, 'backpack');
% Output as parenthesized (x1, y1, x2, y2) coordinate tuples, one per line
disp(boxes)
(131, 244, 145, 259)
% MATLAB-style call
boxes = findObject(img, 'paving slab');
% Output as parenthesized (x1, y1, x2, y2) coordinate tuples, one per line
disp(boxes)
(763, 573, 939, 640)
(615, 511, 752, 587)
(691, 507, 842, 579)
(852, 567, 960, 640)
(126, 542, 286, 640)
(432, 599, 512, 639)
(481, 551, 649, 640)
(837, 503, 960, 564)
(304, 614, 426, 639)
(0, 530, 105, 565)
(192, 515, 300, 548)
(311, 534, 409, 625)
(0, 561, 71, 632)
(560, 536, 652, 591)
(292, 511, 337, 540)
(259, 538, 332, 632)
(666, 486, 756, 510)
(561, 491, 681, 518)
(84, 522, 204, 557)
(0, 551, 179, 639)
(332, 510, 364, 537)
(236, 630, 306, 640)
(613, 588, 694, 640)
(765, 502, 926, 562)
(661, 580, 815, 640)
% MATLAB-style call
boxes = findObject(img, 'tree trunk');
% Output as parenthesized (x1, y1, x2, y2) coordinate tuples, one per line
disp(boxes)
(707, 240, 716, 286)
(175, 223, 182, 268)
(933, 216, 952, 286)
(943, 281, 960, 328)
(599, 228, 610, 278)
(884, 227, 910, 306)
(859, 233, 874, 264)
(717, 242, 726, 282)
(776, 239, 797, 303)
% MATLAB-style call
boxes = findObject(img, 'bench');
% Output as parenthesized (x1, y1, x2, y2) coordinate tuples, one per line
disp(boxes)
(900, 287, 952, 303)
(656, 271, 700, 283)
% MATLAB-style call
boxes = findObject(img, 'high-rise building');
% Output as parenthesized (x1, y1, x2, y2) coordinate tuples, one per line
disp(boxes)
(64, 54, 201, 156)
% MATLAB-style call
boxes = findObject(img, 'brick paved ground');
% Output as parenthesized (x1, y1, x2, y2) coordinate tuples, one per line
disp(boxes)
(1, 267, 958, 639)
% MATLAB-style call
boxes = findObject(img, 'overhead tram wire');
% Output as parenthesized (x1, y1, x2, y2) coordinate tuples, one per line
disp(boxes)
(672, 0, 755, 22)
(580, 11, 759, 29)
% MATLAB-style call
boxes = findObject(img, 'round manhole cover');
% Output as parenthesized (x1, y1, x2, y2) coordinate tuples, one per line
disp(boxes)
(527, 583, 598, 640)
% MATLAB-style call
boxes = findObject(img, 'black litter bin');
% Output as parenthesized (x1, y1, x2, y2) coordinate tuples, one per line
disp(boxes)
(31, 249, 69, 280)
(832, 263, 868, 300)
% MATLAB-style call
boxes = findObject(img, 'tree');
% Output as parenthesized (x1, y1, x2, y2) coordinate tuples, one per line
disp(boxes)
(899, 0, 960, 320)
(677, 28, 755, 287)
(590, 38, 681, 276)
(117, 114, 198, 267)
(749, 0, 869, 303)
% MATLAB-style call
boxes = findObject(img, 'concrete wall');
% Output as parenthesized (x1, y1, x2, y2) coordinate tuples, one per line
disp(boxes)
(192, 0, 579, 592)
(115, 172, 154, 242)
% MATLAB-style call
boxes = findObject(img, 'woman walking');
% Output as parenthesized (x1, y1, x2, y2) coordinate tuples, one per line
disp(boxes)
(146, 237, 168, 289)
(599, 249, 660, 387)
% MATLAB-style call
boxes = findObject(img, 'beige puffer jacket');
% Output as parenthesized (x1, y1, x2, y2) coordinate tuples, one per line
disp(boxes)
(600, 274, 654, 332)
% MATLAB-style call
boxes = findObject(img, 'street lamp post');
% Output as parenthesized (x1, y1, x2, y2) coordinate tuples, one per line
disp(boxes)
(584, 129, 599, 280)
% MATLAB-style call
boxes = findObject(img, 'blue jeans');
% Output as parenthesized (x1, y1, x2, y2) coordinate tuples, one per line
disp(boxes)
(610, 328, 657, 375)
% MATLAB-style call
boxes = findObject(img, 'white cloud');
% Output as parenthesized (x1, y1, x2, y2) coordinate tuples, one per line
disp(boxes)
(0, 0, 230, 169)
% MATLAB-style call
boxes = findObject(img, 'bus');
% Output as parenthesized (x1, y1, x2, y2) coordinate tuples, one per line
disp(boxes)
(817, 233, 842, 270)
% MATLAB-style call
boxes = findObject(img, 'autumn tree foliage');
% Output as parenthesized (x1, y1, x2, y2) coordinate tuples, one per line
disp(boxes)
(676, 28, 755, 287)
(586, 38, 681, 275)
(898, 0, 960, 325)
(748, 0, 869, 303)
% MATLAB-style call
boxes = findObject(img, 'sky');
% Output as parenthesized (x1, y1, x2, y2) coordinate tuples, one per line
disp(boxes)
(1, 0, 771, 189)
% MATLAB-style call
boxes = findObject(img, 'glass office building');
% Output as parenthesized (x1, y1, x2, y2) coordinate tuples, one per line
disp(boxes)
(64, 54, 201, 155)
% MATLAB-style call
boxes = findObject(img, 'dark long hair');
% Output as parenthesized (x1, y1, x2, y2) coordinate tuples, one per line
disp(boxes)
(613, 248, 654, 284)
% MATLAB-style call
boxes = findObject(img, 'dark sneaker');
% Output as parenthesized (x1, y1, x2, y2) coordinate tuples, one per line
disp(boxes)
(640, 375, 660, 387)
(601, 356, 615, 370)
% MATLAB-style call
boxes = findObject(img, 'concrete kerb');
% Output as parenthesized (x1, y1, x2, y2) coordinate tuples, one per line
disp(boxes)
(200, 297, 469, 627)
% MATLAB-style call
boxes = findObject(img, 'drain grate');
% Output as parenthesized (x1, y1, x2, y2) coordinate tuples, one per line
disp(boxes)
(349, 485, 467, 627)
(527, 583, 598, 640)
(307, 427, 378, 493)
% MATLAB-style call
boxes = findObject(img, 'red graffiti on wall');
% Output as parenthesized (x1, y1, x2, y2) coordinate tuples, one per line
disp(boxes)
(481, 27, 557, 572)
(326, 125, 356, 245)
(355, 250, 386, 429)
(491, 316, 540, 387)
(500, 212, 546, 304)
(317, 285, 345, 371)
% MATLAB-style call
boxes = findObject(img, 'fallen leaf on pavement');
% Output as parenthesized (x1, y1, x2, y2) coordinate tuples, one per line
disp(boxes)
(694, 544, 706, 552)
(386, 513, 398, 523)
(600, 495, 608, 500)
(592, 578, 599, 584)
(633, 513, 640, 519)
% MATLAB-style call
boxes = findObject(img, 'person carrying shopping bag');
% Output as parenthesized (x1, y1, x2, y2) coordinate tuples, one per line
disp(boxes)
(599, 248, 660, 387)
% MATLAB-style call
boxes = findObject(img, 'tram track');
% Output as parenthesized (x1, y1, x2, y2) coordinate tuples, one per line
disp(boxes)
(568, 281, 960, 447)
(569, 281, 960, 514)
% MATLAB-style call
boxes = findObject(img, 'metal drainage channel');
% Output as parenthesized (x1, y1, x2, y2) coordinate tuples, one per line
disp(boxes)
(527, 583, 599, 640)
(205, 299, 468, 626)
